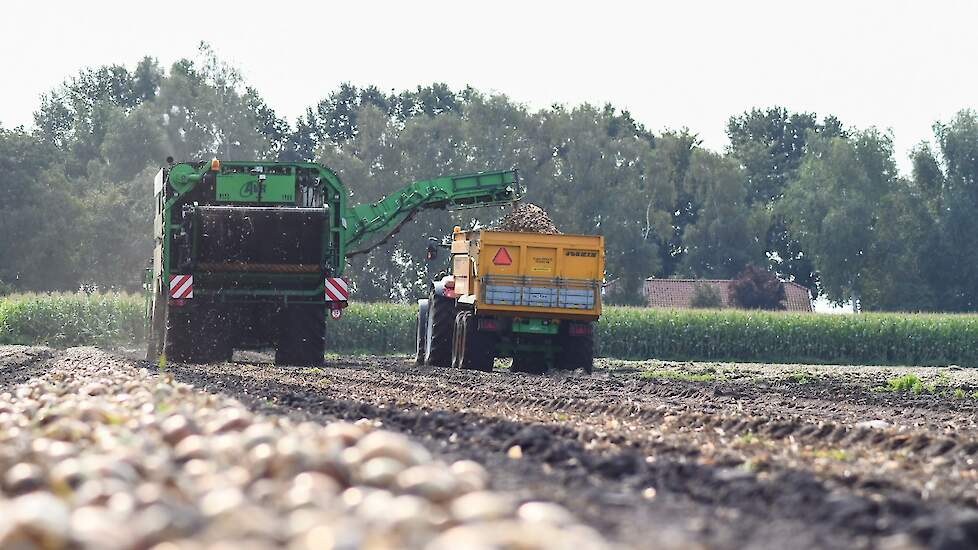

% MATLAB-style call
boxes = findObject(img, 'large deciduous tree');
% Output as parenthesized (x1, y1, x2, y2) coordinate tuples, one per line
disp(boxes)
(779, 129, 900, 307)
(726, 107, 845, 293)
(0, 127, 82, 290)
(15, 45, 291, 292)
(909, 110, 978, 311)
(678, 150, 767, 278)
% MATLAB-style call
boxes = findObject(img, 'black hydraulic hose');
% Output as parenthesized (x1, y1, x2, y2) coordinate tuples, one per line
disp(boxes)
(344, 189, 440, 257)
(345, 208, 422, 258)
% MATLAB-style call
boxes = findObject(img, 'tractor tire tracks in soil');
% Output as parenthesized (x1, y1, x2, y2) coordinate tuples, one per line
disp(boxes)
(132, 352, 978, 550)
(0, 346, 54, 393)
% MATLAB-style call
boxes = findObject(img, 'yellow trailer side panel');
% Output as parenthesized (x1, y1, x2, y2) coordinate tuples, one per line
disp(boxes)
(451, 230, 604, 320)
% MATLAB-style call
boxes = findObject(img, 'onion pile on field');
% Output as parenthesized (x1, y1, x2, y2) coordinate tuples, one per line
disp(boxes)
(0, 348, 613, 549)
(495, 203, 561, 234)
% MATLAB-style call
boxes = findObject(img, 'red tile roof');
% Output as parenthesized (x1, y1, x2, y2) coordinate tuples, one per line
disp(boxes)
(643, 279, 812, 312)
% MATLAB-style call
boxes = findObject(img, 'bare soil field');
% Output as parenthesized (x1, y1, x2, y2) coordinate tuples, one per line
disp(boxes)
(6, 347, 978, 549)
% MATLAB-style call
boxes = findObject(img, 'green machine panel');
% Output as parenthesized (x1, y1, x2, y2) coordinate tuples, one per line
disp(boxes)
(216, 172, 296, 203)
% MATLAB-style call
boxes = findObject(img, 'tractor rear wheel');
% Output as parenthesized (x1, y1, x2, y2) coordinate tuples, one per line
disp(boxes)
(452, 311, 496, 372)
(415, 299, 429, 365)
(555, 323, 594, 374)
(424, 291, 455, 368)
(451, 311, 465, 369)
(275, 304, 326, 366)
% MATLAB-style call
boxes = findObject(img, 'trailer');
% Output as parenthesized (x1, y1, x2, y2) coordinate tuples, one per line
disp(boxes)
(145, 159, 518, 365)
(417, 228, 604, 373)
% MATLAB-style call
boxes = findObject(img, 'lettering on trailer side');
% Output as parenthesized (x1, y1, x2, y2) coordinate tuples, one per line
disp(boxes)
(532, 256, 552, 272)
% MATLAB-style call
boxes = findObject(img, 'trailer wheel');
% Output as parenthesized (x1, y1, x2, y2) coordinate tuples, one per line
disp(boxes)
(453, 311, 496, 372)
(424, 291, 455, 368)
(276, 304, 326, 366)
(556, 323, 594, 374)
(415, 299, 429, 365)
(511, 351, 547, 375)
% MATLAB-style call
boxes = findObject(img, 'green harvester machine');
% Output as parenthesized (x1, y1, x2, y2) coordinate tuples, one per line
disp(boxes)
(145, 159, 519, 365)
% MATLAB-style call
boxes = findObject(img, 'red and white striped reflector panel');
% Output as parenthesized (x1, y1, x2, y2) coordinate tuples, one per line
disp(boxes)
(324, 277, 350, 302)
(169, 274, 193, 299)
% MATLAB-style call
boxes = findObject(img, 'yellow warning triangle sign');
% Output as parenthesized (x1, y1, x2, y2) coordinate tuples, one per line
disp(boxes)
(492, 247, 513, 266)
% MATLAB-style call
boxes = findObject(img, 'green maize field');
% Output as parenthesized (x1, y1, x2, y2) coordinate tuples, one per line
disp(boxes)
(596, 307, 978, 367)
(4, 293, 978, 367)
(0, 293, 146, 348)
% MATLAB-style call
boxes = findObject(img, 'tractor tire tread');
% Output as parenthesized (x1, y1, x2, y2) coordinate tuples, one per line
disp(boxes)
(455, 312, 495, 372)
(425, 292, 455, 368)
(556, 323, 594, 374)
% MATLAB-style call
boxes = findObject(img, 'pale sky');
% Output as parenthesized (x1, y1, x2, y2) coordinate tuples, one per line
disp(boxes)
(2, 0, 976, 173)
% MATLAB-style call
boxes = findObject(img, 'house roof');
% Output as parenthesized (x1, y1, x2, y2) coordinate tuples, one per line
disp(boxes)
(642, 278, 813, 312)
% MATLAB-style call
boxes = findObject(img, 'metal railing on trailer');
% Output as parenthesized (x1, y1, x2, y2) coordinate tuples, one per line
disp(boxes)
(481, 275, 598, 310)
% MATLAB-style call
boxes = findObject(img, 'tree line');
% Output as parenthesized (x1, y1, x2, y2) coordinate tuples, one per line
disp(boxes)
(2, 46, 977, 311)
